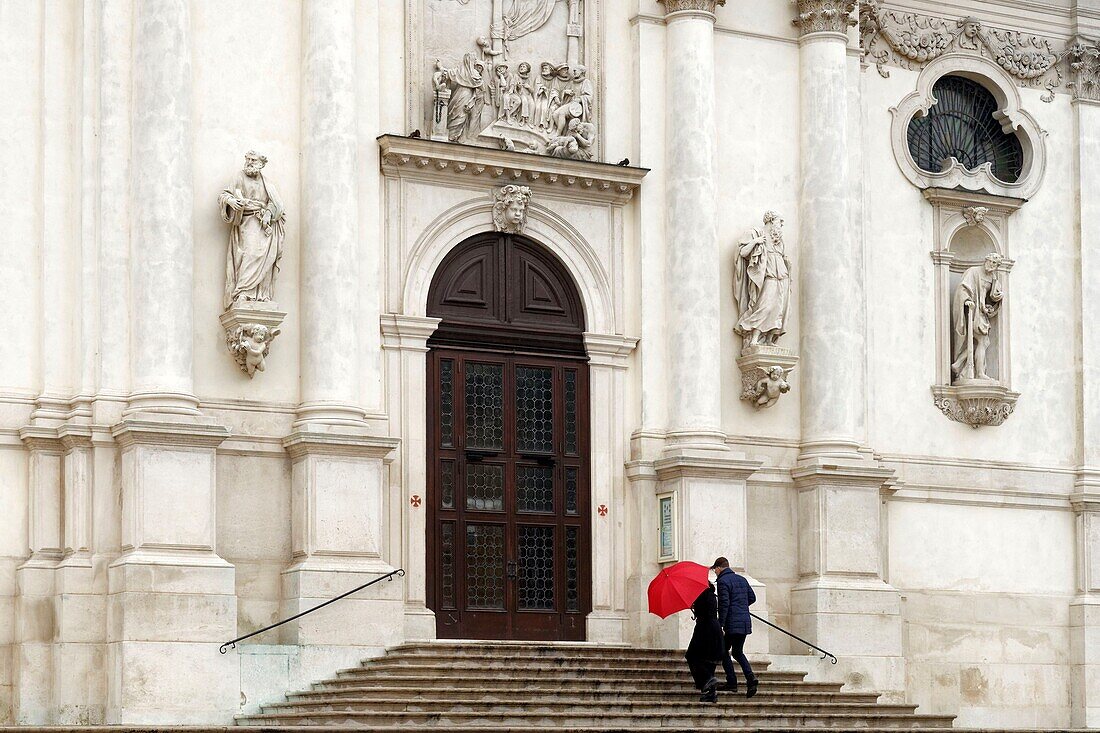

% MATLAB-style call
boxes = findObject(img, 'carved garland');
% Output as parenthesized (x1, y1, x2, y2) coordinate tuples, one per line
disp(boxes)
(859, 0, 1100, 103)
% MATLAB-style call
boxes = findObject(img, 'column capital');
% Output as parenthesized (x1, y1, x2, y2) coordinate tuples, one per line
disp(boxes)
(792, 0, 856, 37)
(659, 0, 725, 18)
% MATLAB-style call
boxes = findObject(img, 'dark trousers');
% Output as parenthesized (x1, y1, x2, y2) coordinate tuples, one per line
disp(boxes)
(722, 631, 756, 684)
(687, 658, 717, 691)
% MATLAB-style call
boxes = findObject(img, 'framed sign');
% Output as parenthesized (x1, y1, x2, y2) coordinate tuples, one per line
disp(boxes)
(657, 492, 677, 563)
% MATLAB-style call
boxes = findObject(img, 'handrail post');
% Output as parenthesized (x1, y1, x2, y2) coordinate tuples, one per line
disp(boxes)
(219, 568, 405, 654)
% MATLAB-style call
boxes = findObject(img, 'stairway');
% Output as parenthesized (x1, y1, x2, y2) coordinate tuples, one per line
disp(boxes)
(236, 641, 957, 731)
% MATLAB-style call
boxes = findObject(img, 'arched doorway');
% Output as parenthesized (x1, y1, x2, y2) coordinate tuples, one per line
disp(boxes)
(425, 232, 591, 641)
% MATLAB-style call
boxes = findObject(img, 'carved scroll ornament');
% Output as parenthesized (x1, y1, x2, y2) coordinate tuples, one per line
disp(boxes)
(859, 0, 1071, 102)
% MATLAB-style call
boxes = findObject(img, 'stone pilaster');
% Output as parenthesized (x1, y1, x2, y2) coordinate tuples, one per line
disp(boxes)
(659, 0, 724, 445)
(585, 334, 638, 643)
(791, 0, 903, 698)
(13, 429, 63, 724)
(1071, 61, 1100, 727)
(381, 315, 442, 640)
(106, 0, 236, 723)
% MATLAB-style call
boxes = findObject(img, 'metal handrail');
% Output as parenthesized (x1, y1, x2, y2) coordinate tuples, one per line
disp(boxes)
(749, 611, 838, 664)
(219, 568, 405, 654)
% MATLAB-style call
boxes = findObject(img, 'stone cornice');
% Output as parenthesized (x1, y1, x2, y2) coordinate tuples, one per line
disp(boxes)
(380, 314, 442, 352)
(378, 135, 648, 205)
(654, 450, 762, 482)
(111, 419, 230, 449)
(791, 460, 895, 489)
(283, 430, 400, 461)
(583, 333, 639, 368)
(794, 0, 857, 36)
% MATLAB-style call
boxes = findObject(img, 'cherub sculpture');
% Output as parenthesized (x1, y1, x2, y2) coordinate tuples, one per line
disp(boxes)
(744, 365, 792, 409)
(228, 324, 280, 378)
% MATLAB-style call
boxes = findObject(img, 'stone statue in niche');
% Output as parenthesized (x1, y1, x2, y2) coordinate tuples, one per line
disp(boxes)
(951, 252, 1004, 382)
(733, 211, 799, 410)
(217, 151, 287, 378)
(734, 211, 791, 353)
(492, 184, 531, 233)
(219, 151, 286, 309)
(426, 0, 596, 160)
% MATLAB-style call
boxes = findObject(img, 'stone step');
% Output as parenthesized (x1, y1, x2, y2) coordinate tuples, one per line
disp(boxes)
(312, 674, 846, 693)
(236, 709, 958, 728)
(287, 686, 881, 705)
(337, 662, 809, 681)
(355, 655, 777, 672)
(390, 642, 771, 667)
(259, 698, 923, 717)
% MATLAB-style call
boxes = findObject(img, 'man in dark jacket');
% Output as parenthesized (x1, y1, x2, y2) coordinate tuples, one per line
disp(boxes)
(711, 556, 758, 697)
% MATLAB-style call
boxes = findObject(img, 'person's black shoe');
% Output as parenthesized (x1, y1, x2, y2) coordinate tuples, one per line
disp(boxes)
(718, 680, 738, 692)
(746, 677, 759, 698)
(699, 688, 718, 703)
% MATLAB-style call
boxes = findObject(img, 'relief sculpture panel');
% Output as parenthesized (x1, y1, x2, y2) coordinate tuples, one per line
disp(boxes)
(424, 0, 597, 160)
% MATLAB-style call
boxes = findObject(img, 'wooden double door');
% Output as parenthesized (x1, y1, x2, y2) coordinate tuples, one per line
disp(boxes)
(427, 348, 590, 640)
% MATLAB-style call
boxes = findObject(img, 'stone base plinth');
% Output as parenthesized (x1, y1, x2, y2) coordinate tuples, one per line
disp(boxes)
(932, 380, 1019, 428)
(106, 554, 237, 724)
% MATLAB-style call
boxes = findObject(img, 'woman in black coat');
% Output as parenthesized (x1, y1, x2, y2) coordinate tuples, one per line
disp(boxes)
(684, 583, 724, 703)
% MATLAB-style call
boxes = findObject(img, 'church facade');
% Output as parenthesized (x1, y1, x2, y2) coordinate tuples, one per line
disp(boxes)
(2, 0, 1099, 728)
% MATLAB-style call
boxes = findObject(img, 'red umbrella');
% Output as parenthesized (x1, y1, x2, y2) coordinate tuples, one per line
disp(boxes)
(647, 561, 711, 618)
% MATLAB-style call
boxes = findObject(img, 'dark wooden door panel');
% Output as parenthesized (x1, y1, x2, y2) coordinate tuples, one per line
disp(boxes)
(428, 349, 590, 641)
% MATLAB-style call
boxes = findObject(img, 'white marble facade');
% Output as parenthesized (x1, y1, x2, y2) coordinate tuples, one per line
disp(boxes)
(1, 0, 1100, 728)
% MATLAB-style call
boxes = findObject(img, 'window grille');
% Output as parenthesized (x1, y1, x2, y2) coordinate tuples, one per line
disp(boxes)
(907, 75, 1023, 184)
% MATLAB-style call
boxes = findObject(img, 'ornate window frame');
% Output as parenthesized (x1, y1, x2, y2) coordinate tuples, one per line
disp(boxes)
(889, 54, 1048, 200)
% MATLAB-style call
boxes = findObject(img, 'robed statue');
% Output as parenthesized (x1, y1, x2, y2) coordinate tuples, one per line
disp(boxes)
(219, 151, 286, 310)
(951, 252, 1004, 382)
(734, 211, 791, 352)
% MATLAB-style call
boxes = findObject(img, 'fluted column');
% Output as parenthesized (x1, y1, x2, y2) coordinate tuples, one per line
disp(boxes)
(107, 1, 234, 723)
(298, 0, 363, 427)
(790, 1, 903, 700)
(661, 0, 724, 444)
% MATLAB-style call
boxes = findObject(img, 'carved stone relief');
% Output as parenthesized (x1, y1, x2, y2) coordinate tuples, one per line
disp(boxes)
(794, 0, 857, 36)
(860, 0, 1092, 103)
(1068, 38, 1100, 102)
(732, 211, 799, 409)
(219, 151, 287, 377)
(492, 184, 531, 233)
(426, 0, 597, 160)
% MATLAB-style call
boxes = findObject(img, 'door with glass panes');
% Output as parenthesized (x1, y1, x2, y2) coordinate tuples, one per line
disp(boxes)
(427, 350, 589, 640)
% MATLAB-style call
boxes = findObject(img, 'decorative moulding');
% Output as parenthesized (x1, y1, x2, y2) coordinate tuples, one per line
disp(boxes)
(737, 346, 799, 410)
(220, 302, 287, 378)
(932, 382, 1019, 428)
(860, 0, 1077, 102)
(282, 431, 400, 461)
(378, 135, 647, 205)
(110, 419, 230, 450)
(889, 54, 1048, 200)
(659, 0, 726, 16)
